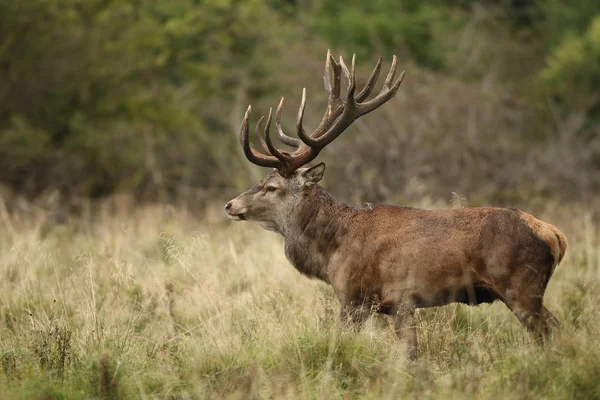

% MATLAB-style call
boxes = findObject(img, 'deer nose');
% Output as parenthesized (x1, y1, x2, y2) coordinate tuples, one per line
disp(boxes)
(225, 201, 233, 214)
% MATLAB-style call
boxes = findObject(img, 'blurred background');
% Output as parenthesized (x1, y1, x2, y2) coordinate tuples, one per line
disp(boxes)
(1, 0, 599, 215)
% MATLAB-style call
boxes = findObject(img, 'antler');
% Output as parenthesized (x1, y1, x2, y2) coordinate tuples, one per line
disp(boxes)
(238, 50, 405, 177)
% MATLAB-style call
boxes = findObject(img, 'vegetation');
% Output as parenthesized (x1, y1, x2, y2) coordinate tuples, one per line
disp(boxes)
(0, 0, 599, 202)
(1, 1, 600, 398)
(0, 203, 598, 398)
(0, 0, 280, 197)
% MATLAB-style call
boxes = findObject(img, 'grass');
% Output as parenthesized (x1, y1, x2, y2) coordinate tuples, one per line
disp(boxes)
(0, 202, 598, 399)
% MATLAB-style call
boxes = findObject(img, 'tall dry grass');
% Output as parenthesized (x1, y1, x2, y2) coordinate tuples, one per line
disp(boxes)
(0, 200, 598, 399)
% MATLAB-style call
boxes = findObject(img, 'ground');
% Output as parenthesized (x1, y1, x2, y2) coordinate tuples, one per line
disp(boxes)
(0, 202, 598, 399)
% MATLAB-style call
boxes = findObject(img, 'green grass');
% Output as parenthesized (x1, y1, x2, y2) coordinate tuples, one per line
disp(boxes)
(0, 204, 598, 399)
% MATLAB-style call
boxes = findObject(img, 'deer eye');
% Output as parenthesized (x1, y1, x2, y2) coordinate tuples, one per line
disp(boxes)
(266, 185, 278, 193)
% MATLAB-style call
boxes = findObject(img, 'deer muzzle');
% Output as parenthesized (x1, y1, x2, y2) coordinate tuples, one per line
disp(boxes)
(225, 200, 247, 220)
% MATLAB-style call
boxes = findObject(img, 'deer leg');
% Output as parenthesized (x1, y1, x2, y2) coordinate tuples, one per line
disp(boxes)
(542, 305, 560, 329)
(391, 301, 419, 360)
(340, 303, 370, 332)
(504, 293, 550, 341)
(498, 268, 561, 342)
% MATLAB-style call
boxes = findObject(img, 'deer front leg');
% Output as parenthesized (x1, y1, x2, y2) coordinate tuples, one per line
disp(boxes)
(340, 302, 370, 332)
(391, 301, 419, 360)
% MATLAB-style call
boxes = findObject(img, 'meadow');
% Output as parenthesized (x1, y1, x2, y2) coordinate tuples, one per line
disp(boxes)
(0, 199, 598, 399)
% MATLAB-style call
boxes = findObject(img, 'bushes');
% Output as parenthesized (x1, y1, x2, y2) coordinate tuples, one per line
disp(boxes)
(309, 0, 461, 69)
(540, 15, 600, 138)
(0, 0, 599, 204)
(0, 0, 279, 197)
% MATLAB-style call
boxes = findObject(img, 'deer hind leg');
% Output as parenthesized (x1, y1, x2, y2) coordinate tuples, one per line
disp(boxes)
(486, 261, 557, 341)
(503, 289, 553, 341)
(542, 305, 560, 329)
(390, 301, 419, 360)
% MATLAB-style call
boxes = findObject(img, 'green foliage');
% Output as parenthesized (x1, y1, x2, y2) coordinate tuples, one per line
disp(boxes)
(309, 0, 463, 69)
(0, 0, 599, 200)
(0, 0, 280, 196)
(536, 0, 600, 47)
(540, 15, 600, 126)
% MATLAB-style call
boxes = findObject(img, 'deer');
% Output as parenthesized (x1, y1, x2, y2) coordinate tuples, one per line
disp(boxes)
(225, 51, 567, 359)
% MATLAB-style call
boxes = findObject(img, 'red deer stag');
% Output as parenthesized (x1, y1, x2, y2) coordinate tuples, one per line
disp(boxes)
(225, 51, 567, 359)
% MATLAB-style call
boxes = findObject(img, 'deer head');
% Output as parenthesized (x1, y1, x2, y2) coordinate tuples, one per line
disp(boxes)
(225, 51, 405, 231)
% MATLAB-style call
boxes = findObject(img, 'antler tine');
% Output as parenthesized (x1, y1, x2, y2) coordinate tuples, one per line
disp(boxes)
(338, 55, 356, 98)
(323, 49, 332, 96)
(255, 116, 269, 153)
(239, 105, 281, 168)
(358, 70, 405, 115)
(339, 56, 350, 87)
(350, 54, 357, 98)
(309, 51, 345, 140)
(356, 56, 382, 102)
(238, 105, 251, 147)
(391, 70, 405, 92)
(263, 107, 289, 162)
(322, 49, 344, 102)
(275, 97, 302, 148)
(383, 55, 398, 90)
(296, 88, 319, 146)
(328, 51, 342, 101)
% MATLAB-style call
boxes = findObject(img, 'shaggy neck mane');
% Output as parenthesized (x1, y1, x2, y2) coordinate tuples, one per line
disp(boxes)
(281, 185, 358, 282)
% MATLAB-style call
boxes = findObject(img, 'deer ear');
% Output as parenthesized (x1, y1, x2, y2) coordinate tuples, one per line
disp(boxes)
(301, 162, 326, 186)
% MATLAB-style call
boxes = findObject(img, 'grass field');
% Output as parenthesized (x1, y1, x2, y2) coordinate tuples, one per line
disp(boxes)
(0, 201, 598, 399)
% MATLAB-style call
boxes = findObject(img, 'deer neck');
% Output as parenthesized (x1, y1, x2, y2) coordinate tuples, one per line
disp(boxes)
(281, 185, 356, 283)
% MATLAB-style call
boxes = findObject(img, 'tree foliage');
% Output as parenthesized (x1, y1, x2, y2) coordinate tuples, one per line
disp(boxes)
(0, 0, 598, 201)
(309, 0, 464, 69)
(0, 0, 278, 197)
(540, 14, 600, 135)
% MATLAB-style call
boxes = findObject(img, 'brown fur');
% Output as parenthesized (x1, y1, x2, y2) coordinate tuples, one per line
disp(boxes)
(226, 167, 567, 359)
